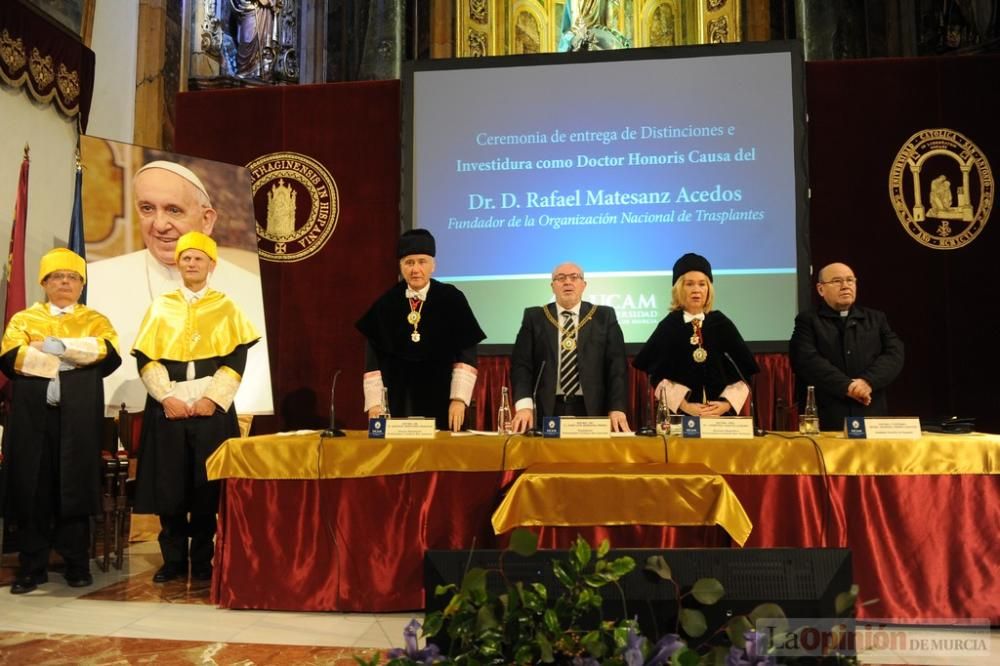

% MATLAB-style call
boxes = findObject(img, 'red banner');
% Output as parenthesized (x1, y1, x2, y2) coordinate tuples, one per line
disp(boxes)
(175, 82, 401, 432)
(1, 149, 29, 393)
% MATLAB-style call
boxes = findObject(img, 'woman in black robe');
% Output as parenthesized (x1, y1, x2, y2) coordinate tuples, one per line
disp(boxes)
(633, 253, 758, 416)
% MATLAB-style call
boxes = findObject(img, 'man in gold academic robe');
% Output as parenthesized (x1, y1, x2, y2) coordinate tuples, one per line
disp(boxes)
(132, 231, 260, 583)
(0, 248, 121, 594)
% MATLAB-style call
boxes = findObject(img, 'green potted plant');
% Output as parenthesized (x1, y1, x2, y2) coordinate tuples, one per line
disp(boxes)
(357, 529, 862, 665)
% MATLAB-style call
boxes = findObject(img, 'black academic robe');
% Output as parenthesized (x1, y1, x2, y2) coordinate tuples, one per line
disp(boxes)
(133, 348, 251, 516)
(0, 350, 121, 520)
(356, 279, 486, 429)
(632, 310, 758, 407)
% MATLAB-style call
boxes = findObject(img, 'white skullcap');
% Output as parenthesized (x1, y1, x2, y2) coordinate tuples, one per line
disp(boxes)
(136, 160, 212, 206)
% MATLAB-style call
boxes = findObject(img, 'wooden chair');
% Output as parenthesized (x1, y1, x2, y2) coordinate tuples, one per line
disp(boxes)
(92, 404, 137, 571)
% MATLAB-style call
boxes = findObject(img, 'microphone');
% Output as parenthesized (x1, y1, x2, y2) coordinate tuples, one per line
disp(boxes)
(322, 370, 346, 437)
(635, 376, 657, 437)
(528, 360, 546, 437)
(723, 352, 764, 436)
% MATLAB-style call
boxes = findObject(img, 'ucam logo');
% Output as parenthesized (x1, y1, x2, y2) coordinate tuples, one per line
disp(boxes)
(589, 293, 660, 324)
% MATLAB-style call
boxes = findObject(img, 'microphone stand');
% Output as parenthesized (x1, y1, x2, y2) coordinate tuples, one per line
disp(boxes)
(322, 369, 346, 437)
(723, 352, 765, 437)
(527, 360, 546, 437)
(636, 377, 657, 437)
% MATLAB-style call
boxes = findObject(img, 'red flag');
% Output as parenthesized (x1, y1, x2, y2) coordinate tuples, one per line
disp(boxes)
(1, 146, 29, 392)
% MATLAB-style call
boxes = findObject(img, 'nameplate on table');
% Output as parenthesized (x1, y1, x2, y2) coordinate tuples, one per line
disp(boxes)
(681, 416, 754, 439)
(845, 417, 921, 440)
(542, 417, 611, 438)
(367, 417, 436, 439)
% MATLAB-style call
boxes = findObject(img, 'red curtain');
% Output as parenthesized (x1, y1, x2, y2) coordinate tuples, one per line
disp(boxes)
(471, 353, 793, 432)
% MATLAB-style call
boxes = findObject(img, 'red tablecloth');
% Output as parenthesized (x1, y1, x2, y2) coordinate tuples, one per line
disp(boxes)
(209, 433, 1000, 621)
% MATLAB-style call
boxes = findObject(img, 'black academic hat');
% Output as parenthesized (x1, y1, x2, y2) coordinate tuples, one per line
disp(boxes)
(672, 253, 713, 282)
(398, 229, 436, 258)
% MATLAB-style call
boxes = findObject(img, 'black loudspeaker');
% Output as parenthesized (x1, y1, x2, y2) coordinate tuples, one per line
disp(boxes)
(424, 548, 851, 646)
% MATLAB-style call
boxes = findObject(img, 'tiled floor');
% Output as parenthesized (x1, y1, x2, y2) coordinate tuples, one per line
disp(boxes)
(0, 542, 994, 664)
(0, 542, 414, 663)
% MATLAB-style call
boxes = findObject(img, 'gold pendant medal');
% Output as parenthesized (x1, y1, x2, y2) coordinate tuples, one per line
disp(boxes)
(406, 311, 421, 325)
(411, 331, 421, 343)
(561, 337, 577, 352)
(689, 319, 704, 361)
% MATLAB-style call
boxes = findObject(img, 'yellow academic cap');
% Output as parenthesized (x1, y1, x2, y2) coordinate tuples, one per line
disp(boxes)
(38, 247, 86, 285)
(174, 231, 218, 263)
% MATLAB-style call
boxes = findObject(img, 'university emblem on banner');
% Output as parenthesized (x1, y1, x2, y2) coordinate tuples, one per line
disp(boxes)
(246, 152, 340, 262)
(889, 129, 993, 250)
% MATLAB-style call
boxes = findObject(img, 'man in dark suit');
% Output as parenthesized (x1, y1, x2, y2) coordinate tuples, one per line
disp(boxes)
(510, 262, 629, 432)
(789, 262, 904, 430)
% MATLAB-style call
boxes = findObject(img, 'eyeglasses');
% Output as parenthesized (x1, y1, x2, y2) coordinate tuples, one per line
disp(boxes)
(552, 273, 583, 283)
(46, 272, 82, 283)
(820, 277, 857, 286)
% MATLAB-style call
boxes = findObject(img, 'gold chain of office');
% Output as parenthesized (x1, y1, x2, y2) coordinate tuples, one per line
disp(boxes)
(542, 305, 597, 352)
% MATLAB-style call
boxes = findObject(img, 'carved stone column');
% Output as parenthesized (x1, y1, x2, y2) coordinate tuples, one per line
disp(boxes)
(357, 0, 403, 80)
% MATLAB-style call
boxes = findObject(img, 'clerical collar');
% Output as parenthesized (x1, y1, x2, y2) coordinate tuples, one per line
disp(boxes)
(48, 303, 76, 315)
(181, 285, 209, 303)
(559, 303, 581, 317)
(683, 311, 706, 323)
(839, 309, 850, 317)
(405, 283, 430, 301)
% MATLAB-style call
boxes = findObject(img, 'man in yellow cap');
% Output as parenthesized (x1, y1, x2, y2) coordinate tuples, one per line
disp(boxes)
(85, 159, 271, 416)
(131, 231, 260, 583)
(0, 248, 120, 594)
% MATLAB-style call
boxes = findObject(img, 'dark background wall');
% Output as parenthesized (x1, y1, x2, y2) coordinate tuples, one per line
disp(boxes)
(804, 55, 998, 431)
(175, 54, 999, 433)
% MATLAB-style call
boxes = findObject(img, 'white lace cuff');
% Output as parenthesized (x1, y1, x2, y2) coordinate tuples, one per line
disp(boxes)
(203, 366, 242, 412)
(363, 371, 384, 412)
(139, 361, 173, 403)
(58, 337, 103, 366)
(656, 379, 690, 413)
(449, 363, 477, 406)
(17, 346, 60, 379)
(720, 381, 750, 415)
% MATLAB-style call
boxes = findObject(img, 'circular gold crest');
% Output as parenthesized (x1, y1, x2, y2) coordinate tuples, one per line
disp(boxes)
(889, 129, 993, 250)
(246, 152, 340, 262)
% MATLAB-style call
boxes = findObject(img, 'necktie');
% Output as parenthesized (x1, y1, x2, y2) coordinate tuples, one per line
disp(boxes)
(558, 311, 580, 396)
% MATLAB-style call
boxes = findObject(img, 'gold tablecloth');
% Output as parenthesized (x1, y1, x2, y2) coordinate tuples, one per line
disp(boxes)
(206, 431, 1000, 480)
(491, 462, 754, 545)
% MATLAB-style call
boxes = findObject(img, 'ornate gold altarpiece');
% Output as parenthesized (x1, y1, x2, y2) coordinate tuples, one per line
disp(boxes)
(454, 0, 742, 57)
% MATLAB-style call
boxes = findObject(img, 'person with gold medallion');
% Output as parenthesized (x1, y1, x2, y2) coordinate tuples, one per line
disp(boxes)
(1, 248, 120, 593)
(633, 253, 758, 417)
(510, 262, 629, 433)
(356, 229, 486, 431)
(132, 231, 260, 584)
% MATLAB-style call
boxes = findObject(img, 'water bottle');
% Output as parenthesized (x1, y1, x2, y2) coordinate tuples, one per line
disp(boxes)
(655, 392, 670, 435)
(497, 386, 513, 435)
(801, 385, 819, 435)
(381, 386, 391, 420)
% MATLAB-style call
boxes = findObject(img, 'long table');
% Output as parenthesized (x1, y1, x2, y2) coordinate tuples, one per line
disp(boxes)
(206, 431, 1000, 621)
